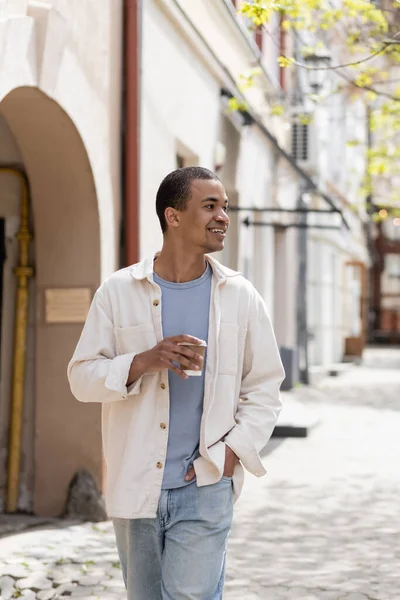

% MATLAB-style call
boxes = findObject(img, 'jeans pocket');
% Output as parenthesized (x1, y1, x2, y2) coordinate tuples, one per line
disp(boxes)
(221, 475, 232, 482)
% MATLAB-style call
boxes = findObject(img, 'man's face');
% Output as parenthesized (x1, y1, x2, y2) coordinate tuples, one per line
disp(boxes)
(176, 179, 230, 253)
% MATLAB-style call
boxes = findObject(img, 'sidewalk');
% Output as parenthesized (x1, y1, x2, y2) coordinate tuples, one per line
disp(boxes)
(0, 347, 399, 600)
(224, 346, 400, 600)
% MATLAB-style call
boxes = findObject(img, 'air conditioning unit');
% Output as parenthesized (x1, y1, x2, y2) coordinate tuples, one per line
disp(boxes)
(290, 112, 317, 173)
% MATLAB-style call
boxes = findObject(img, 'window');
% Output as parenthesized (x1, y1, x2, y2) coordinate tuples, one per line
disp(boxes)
(291, 122, 309, 161)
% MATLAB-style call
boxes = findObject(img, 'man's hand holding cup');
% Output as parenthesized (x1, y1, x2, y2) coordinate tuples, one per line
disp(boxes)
(128, 335, 206, 384)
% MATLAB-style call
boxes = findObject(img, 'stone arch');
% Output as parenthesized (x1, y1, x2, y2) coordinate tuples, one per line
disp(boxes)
(0, 86, 103, 516)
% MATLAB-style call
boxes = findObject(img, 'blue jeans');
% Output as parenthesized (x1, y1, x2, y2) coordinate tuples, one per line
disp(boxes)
(113, 477, 233, 600)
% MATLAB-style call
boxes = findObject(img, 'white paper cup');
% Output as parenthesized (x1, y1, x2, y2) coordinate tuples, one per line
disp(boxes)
(177, 341, 207, 376)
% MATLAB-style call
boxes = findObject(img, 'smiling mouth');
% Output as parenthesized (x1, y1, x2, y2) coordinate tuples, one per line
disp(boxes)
(208, 228, 227, 236)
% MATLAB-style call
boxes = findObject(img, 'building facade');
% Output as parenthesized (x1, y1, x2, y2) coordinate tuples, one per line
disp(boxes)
(0, 0, 124, 515)
(141, 0, 370, 382)
(141, 0, 304, 380)
(0, 0, 372, 517)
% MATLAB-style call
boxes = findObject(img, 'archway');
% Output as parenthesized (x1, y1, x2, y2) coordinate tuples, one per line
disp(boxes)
(0, 87, 102, 516)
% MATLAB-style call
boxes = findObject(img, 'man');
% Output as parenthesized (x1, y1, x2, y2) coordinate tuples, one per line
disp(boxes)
(68, 166, 285, 600)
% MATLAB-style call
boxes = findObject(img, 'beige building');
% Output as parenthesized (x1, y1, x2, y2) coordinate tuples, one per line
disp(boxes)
(0, 0, 372, 518)
(0, 0, 125, 516)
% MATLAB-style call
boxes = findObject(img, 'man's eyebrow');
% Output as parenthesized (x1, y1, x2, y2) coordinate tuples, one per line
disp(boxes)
(201, 197, 230, 204)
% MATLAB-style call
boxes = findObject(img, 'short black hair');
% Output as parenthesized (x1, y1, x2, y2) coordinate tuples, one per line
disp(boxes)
(156, 167, 220, 233)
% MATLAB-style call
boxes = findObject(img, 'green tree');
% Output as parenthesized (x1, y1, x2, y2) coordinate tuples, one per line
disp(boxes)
(236, 0, 400, 221)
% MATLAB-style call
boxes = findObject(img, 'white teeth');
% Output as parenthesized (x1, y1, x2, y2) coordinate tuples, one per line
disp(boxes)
(210, 229, 225, 233)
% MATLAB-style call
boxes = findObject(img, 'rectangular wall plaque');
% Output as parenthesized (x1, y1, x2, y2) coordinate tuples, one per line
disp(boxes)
(45, 288, 92, 324)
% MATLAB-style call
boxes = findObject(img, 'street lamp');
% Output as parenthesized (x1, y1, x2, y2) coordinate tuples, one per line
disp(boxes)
(303, 51, 331, 93)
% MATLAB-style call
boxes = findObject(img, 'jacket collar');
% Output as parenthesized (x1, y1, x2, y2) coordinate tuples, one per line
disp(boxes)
(130, 253, 241, 282)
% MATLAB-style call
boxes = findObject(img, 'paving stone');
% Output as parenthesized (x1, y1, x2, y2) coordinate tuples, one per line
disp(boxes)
(51, 566, 83, 584)
(104, 579, 125, 591)
(37, 590, 57, 600)
(106, 567, 122, 578)
(70, 586, 105, 597)
(16, 574, 53, 590)
(53, 582, 78, 595)
(0, 564, 30, 578)
(77, 575, 103, 586)
(65, 597, 95, 600)
(0, 576, 15, 600)
(20, 591, 36, 600)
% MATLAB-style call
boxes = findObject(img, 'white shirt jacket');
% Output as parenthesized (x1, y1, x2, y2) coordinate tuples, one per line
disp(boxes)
(67, 255, 285, 519)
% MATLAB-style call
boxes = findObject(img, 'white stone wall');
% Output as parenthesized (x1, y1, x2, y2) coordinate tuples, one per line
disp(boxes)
(143, 0, 371, 369)
(307, 90, 369, 366)
(141, 0, 302, 346)
(140, 0, 221, 258)
(0, 0, 123, 279)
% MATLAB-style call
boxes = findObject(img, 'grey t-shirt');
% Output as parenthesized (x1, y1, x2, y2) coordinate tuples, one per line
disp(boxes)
(153, 263, 212, 489)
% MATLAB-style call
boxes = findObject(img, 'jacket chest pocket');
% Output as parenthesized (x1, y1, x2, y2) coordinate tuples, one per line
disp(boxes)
(218, 323, 247, 374)
(114, 324, 157, 355)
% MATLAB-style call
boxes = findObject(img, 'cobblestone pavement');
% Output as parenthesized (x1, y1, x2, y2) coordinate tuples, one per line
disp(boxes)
(0, 521, 124, 600)
(0, 347, 399, 600)
(224, 347, 400, 600)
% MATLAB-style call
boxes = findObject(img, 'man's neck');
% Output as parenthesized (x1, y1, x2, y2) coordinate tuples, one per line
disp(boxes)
(154, 247, 207, 283)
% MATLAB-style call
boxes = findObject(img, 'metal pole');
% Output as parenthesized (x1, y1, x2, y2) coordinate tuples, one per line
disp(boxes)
(365, 105, 375, 343)
(296, 189, 309, 384)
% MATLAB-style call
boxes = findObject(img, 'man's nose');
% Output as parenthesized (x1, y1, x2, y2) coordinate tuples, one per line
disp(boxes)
(215, 210, 229, 223)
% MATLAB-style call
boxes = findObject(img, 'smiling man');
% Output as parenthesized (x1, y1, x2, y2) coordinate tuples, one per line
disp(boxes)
(68, 167, 285, 600)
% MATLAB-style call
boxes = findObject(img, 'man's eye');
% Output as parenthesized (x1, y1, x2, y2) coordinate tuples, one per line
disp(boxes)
(206, 204, 215, 209)
(223, 206, 229, 213)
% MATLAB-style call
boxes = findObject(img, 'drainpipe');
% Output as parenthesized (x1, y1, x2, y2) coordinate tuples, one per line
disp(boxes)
(0, 167, 33, 513)
(124, 0, 142, 266)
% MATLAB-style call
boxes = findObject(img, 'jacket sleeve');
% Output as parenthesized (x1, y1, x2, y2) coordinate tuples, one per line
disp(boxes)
(223, 287, 285, 476)
(67, 285, 143, 403)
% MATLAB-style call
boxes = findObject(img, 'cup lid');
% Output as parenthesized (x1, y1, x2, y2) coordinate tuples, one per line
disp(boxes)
(178, 340, 207, 347)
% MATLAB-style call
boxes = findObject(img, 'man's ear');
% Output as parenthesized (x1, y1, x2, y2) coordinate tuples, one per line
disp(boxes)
(165, 207, 180, 229)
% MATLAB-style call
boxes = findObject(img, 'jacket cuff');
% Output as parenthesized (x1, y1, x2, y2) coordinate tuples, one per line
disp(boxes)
(105, 352, 143, 399)
(193, 440, 226, 485)
(224, 427, 266, 477)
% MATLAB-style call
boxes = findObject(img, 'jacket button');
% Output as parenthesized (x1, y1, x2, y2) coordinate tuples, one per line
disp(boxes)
(156, 461, 163, 469)
(160, 423, 167, 429)
(153, 299, 160, 306)
(160, 383, 166, 390)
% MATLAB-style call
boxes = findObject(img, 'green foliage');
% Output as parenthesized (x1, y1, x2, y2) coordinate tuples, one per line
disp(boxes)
(271, 104, 285, 116)
(227, 97, 248, 113)
(238, 67, 262, 92)
(236, 0, 400, 218)
(81, 559, 96, 573)
(299, 113, 314, 125)
(278, 56, 293, 67)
